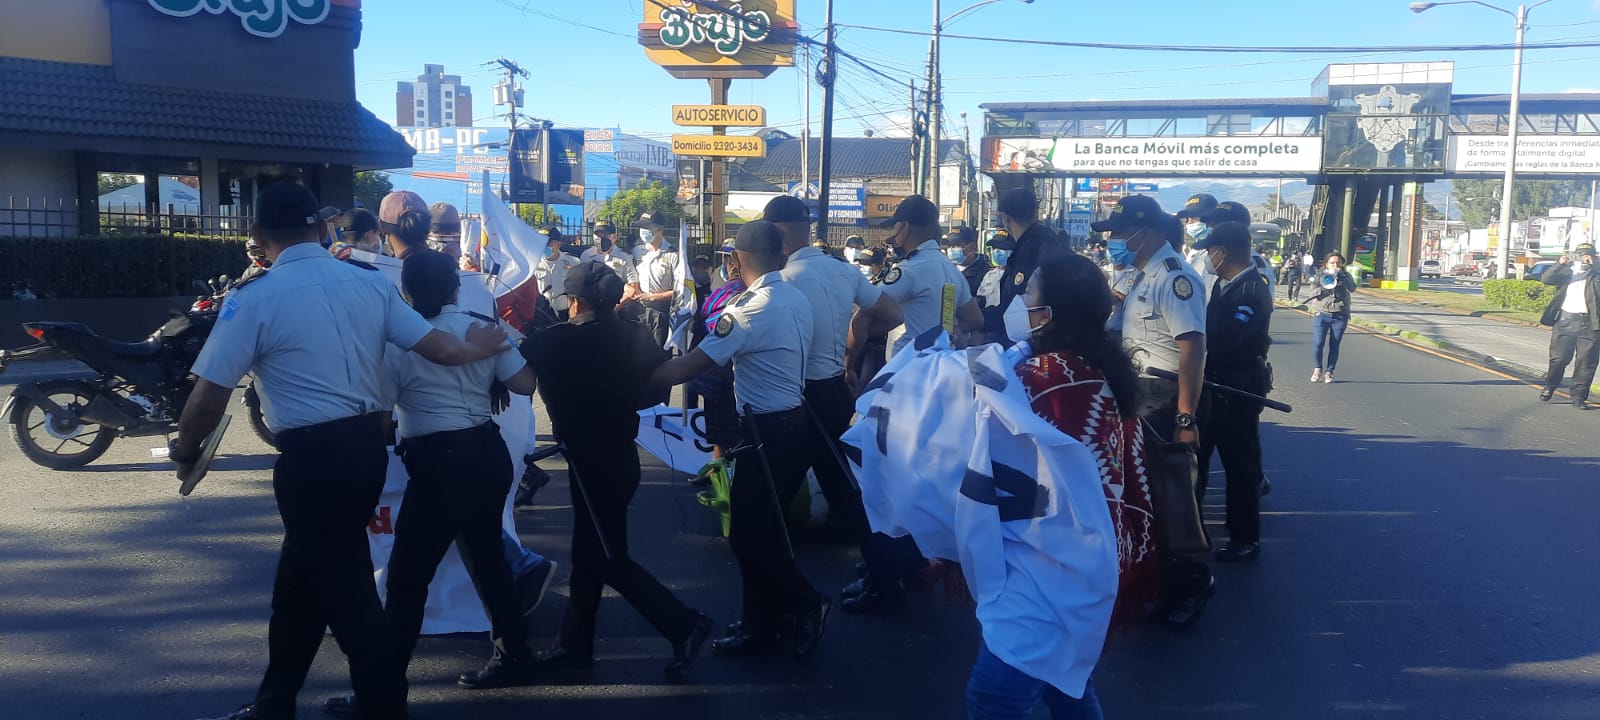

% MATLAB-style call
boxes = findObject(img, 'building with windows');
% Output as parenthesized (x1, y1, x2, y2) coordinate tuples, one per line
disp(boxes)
(396, 64, 474, 129)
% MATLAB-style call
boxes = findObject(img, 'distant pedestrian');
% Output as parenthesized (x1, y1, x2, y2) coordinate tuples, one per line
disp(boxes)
(1538, 243, 1599, 410)
(1309, 252, 1357, 384)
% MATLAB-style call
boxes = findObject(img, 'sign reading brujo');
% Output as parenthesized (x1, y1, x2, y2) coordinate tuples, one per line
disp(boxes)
(146, 0, 332, 39)
(639, 1, 797, 79)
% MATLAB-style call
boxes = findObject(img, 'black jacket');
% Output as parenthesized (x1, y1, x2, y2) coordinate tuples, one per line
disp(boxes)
(958, 254, 991, 297)
(999, 223, 1061, 312)
(1204, 267, 1274, 395)
(1540, 262, 1600, 331)
(524, 311, 667, 446)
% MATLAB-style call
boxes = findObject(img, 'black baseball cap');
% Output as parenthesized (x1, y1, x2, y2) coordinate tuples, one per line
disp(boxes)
(987, 229, 1016, 251)
(566, 259, 626, 308)
(844, 235, 866, 248)
(941, 226, 977, 246)
(593, 220, 616, 235)
(762, 195, 812, 224)
(1192, 221, 1252, 250)
(1574, 242, 1597, 257)
(735, 220, 784, 255)
(339, 207, 378, 235)
(1089, 195, 1167, 234)
(637, 211, 667, 228)
(997, 188, 1039, 220)
(1203, 201, 1251, 225)
(1175, 193, 1218, 220)
(253, 182, 323, 230)
(879, 195, 939, 228)
(856, 247, 887, 265)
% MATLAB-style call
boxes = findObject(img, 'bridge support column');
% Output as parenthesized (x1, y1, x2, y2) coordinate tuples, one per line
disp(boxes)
(1379, 182, 1422, 291)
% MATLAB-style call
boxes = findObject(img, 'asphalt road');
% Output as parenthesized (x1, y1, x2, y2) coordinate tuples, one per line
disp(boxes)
(1, 314, 1597, 720)
(1417, 277, 1484, 295)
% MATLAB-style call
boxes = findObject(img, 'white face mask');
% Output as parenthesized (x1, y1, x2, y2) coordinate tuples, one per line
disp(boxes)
(1574, 259, 1591, 273)
(1193, 249, 1216, 276)
(639, 228, 657, 247)
(1003, 296, 1051, 343)
(844, 248, 860, 263)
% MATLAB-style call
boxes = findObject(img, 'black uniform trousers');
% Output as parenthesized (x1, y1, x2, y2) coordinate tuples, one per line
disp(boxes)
(1545, 311, 1599, 402)
(558, 439, 700, 655)
(802, 376, 909, 586)
(731, 408, 822, 632)
(387, 422, 528, 681)
(1196, 390, 1264, 545)
(256, 413, 405, 720)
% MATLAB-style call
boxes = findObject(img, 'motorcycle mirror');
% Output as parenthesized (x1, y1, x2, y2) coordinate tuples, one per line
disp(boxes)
(218, 274, 232, 288)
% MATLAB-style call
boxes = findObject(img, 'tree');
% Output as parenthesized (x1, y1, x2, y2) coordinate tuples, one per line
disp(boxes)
(598, 180, 682, 229)
(353, 171, 393, 210)
(97, 173, 140, 196)
(1449, 178, 1593, 228)
(516, 204, 565, 228)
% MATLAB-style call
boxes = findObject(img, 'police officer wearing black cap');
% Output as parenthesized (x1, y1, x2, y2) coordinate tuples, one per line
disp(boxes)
(176, 183, 512, 720)
(523, 261, 715, 679)
(650, 221, 830, 658)
(1191, 222, 1273, 562)
(879, 196, 986, 354)
(995, 187, 1062, 316)
(1090, 194, 1214, 627)
(977, 229, 1016, 342)
(940, 224, 991, 297)
(1180, 197, 1277, 301)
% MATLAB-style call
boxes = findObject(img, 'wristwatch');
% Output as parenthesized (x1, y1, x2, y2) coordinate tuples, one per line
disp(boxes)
(1174, 413, 1196, 430)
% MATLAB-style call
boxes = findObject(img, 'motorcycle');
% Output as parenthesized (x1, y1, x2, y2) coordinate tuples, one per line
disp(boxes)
(0, 275, 272, 469)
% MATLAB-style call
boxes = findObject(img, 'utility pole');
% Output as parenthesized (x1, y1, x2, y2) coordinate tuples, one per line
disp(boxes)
(816, 0, 837, 241)
(928, 0, 942, 207)
(911, 80, 923, 196)
(801, 40, 811, 204)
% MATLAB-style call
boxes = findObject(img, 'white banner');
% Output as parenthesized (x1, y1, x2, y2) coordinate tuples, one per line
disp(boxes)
(635, 405, 712, 474)
(987, 136, 1324, 175)
(1447, 135, 1600, 175)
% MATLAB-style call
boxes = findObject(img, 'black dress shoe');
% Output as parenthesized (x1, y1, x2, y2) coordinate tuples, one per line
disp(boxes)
(458, 659, 539, 689)
(319, 694, 358, 720)
(840, 588, 904, 615)
(532, 645, 595, 672)
(792, 599, 831, 657)
(840, 576, 868, 598)
(1166, 576, 1216, 630)
(1540, 388, 1555, 402)
(196, 705, 289, 720)
(1215, 542, 1261, 563)
(1576, 397, 1591, 410)
(709, 626, 780, 656)
(666, 614, 714, 680)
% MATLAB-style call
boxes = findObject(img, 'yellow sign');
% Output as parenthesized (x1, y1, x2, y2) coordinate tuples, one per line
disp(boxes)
(672, 104, 767, 127)
(867, 195, 906, 219)
(639, 0, 797, 79)
(671, 134, 767, 158)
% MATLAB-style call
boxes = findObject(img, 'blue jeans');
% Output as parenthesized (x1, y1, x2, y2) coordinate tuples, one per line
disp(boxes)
(503, 531, 545, 576)
(966, 642, 1104, 720)
(1312, 313, 1349, 372)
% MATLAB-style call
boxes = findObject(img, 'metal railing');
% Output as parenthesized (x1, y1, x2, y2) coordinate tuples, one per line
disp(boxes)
(2, 197, 253, 239)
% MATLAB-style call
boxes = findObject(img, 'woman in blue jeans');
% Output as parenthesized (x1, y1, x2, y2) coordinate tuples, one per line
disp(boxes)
(1309, 252, 1356, 384)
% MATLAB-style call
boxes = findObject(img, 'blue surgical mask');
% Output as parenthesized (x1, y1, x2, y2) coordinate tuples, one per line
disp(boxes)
(1186, 223, 1211, 241)
(991, 249, 1012, 267)
(545, 246, 558, 260)
(946, 247, 966, 264)
(1107, 238, 1133, 266)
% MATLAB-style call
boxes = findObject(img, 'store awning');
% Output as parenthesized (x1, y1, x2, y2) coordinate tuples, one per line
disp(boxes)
(0, 57, 414, 170)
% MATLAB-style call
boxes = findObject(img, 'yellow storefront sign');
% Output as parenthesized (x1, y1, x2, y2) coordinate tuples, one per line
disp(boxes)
(639, 0, 797, 79)
(671, 134, 767, 158)
(672, 105, 768, 127)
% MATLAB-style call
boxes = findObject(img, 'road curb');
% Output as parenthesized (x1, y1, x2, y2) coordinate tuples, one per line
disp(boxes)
(1357, 287, 1548, 330)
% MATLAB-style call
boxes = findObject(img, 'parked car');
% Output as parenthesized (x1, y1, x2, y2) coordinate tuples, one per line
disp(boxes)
(1419, 260, 1443, 279)
(1525, 260, 1557, 282)
(1450, 264, 1478, 277)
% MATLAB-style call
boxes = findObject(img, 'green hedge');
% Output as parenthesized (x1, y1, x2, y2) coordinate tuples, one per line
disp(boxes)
(1482, 279, 1558, 313)
(1, 235, 249, 299)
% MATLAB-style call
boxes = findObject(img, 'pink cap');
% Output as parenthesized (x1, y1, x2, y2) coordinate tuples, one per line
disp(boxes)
(378, 191, 428, 225)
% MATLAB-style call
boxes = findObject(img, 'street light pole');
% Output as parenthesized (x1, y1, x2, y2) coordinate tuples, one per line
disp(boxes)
(928, 0, 1033, 210)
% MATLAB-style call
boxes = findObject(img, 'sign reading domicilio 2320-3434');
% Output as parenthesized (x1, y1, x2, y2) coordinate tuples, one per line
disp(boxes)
(145, 0, 332, 40)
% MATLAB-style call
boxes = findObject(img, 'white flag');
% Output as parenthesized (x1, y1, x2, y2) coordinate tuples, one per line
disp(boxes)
(478, 171, 542, 298)
(665, 215, 697, 354)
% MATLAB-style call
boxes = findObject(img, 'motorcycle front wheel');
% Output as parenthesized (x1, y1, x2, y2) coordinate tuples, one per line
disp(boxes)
(8, 379, 117, 469)
(242, 384, 276, 448)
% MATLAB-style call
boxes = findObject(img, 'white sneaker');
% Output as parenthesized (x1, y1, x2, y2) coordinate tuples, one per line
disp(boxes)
(1323, 372, 1335, 384)
(1310, 369, 1322, 382)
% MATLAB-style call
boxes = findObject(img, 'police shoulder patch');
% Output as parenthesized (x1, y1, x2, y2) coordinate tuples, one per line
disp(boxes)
(1013, 271, 1025, 287)
(884, 267, 903, 285)
(713, 312, 735, 338)
(1173, 275, 1195, 301)
(1163, 257, 1182, 272)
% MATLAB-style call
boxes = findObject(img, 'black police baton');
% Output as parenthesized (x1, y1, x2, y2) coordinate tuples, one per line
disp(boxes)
(526, 443, 614, 561)
(801, 398, 861, 495)
(1145, 367, 1293, 414)
(732, 404, 796, 560)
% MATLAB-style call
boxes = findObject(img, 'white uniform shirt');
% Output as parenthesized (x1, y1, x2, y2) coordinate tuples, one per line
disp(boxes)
(781, 245, 885, 381)
(385, 305, 528, 439)
(580, 247, 639, 285)
(192, 243, 435, 432)
(880, 239, 974, 355)
(536, 251, 581, 312)
(1120, 244, 1208, 375)
(636, 245, 680, 296)
(1562, 267, 1591, 313)
(977, 265, 1005, 309)
(694, 271, 812, 415)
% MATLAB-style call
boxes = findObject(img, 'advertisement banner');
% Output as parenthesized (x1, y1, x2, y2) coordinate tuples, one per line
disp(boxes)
(985, 137, 1324, 175)
(639, 0, 798, 79)
(509, 129, 586, 205)
(788, 181, 867, 225)
(1447, 135, 1600, 175)
(676, 157, 707, 206)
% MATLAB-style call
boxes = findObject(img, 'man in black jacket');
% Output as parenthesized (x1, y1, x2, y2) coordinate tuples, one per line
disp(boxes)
(1192, 222, 1273, 561)
(995, 188, 1061, 314)
(1540, 242, 1600, 410)
(940, 225, 990, 296)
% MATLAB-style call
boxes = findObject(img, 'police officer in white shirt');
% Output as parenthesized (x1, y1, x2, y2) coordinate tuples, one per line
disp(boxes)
(763, 196, 906, 613)
(581, 220, 639, 287)
(626, 210, 679, 348)
(536, 228, 580, 320)
(174, 183, 511, 720)
(650, 221, 830, 660)
(1090, 194, 1214, 629)
(877, 196, 986, 354)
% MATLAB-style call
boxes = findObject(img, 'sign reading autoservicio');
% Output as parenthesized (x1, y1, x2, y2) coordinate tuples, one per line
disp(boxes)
(146, 0, 333, 39)
(671, 134, 767, 158)
(673, 105, 768, 127)
(986, 137, 1324, 175)
(639, 1, 797, 79)
(1447, 135, 1600, 175)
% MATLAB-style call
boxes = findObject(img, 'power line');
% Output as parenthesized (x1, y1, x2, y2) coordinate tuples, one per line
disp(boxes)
(834, 23, 1600, 53)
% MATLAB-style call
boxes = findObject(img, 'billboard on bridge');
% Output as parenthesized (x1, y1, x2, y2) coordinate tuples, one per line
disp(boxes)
(984, 137, 1323, 176)
(1447, 135, 1600, 176)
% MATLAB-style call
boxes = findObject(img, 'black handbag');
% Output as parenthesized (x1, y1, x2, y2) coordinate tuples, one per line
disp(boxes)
(1141, 418, 1211, 557)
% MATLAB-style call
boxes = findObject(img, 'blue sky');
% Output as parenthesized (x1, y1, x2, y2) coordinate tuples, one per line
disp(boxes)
(353, 0, 1600, 142)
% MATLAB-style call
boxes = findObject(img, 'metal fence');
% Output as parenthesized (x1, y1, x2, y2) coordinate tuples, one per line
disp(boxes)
(2, 197, 252, 239)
